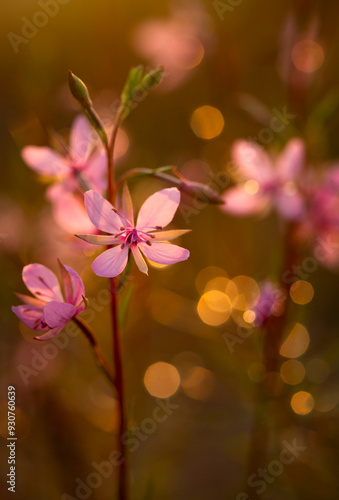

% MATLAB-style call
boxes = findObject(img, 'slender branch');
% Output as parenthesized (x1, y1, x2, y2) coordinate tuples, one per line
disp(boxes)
(109, 278, 128, 500)
(107, 111, 123, 205)
(245, 223, 300, 495)
(72, 316, 115, 387)
(106, 107, 128, 500)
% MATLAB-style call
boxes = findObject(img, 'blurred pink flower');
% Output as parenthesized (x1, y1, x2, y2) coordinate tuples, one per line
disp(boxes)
(297, 166, 339, 267)
(12, 262, 86, 340)
(22, 115, 107, 194)
(22, 115, 107, 234)
(77, 186, 190, 278)
(132, 2, 214, 91)
(222, 139, 306, 220)
(251, 281, 286, 327)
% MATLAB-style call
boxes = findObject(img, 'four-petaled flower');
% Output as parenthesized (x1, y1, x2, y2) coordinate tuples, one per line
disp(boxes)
(12, 262, 86, 340)
(76, 186, 190, 277)
(222, 139, 306, 220)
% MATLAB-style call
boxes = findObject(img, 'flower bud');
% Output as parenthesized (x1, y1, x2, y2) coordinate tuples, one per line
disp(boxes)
(68, 70, 93, 109)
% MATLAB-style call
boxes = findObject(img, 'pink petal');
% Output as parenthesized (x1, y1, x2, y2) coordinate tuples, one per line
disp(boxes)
(22, 146, 68, 177)
(51, 193, 97, 234)
(75, 234, 118, 245)
(70, 115, 95, 163)
(63, 265, 86, 308)
(276, 138, 305, 181)
(15, 293, 44, 307)
(58, 261, 85, 307)
(139, 241, 189, 265)
(131, 245, 148, 274)
(324, 165, 339, 187)
(150, 229, 191, 241)
(91, 245, 129, 278)
(136, 188, 180, 229)
(82, 150, 107, 194)
(221, 185, 269, 216)
(231, 141, 274, 184)
(22, 264, 63, 302)
(85, 190, 123, 233)
(34, 326, 64, 340)
(274, 190, 305, 220)
(12, 305, 45, 330)
(43, 301, 77, 328)
(121, 184, 134, 225)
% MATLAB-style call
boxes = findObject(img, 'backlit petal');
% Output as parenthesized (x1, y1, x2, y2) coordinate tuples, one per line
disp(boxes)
(122, 184, 134, 225)
(43, 301, 77, 328)
(139, 241, 189, 265)
(34, 326, 63, 340)
(91, 245, 129, 278)
(75, 234, 118, 245)
(11, 305, 45, 330)
(131, 245, 148, 274)
(150, 229, 191, 241)
(221, 185, 269, 216)
(85, 190, 123, 233)
(274, 190, 305, 220)
(231, 140, 274, 184)
(70, 115, 96, 163)
(276, 138, 305, 181)
(22, 146, 68, 177)
(22, 264, 63, 302)
(136, 188, 180, 229)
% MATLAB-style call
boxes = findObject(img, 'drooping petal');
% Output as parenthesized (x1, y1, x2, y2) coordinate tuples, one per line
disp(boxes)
(63, 265, 85, 307)
(43, 301, 77, 328)
(85, 190, 123, 233)
(91, 245, 129, 278)
(276, 138, 305, 181)
(75, 234, 118, 245)
(22, 264, 63, 302)
(12, 305, 46, 330)
(131, 245, 148, 274)
(34, 326, 64, 340)
(22, 146, 68, 177)
(70, 115, 96, 163)
(139, 241, 189, 265)
(221, 185, 269, 216)
(136, 188, 181, 229)
(231, 140, 274, 184)
(58, 261, 85, 307)
(150, 229, 191, 241)
(82, 149, 107, 194)
(122, 184, 134, 225)
(274, 190, 305, 220)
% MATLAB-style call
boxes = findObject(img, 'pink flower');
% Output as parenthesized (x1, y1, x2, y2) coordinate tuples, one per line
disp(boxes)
(22, 115, 107, 194)
(222, 139, 306, 220)
(76, 186, 190, 278)
(12, 262, 86, 340)
(132, 3, 214, 91)
(22, 115, 107, 234)
(251, 281, 286, 327)
(297, 166, 339, 267)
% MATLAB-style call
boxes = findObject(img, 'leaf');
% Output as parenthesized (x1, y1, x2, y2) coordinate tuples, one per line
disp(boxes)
(120, 66, 164, 120)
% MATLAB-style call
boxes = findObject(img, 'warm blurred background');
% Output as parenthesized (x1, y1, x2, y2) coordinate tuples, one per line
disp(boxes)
(1, 0, 339, 499)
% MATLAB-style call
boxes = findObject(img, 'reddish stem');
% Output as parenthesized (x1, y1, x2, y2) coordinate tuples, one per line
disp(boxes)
(106, 109, 128, 500)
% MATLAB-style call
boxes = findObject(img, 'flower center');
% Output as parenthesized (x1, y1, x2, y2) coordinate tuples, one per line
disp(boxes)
(117, 227, 156, 249)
